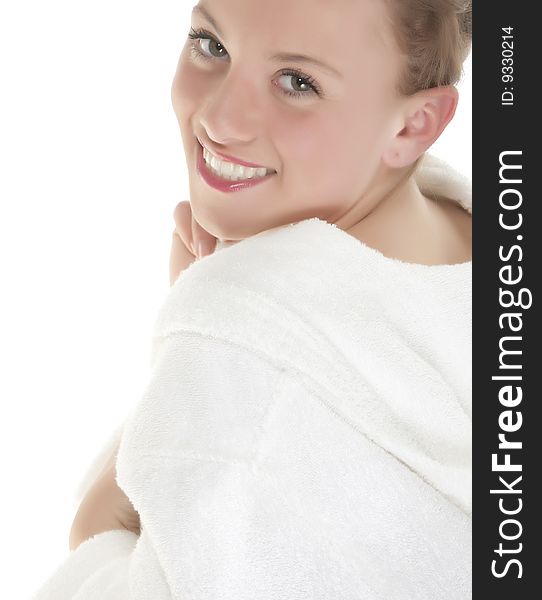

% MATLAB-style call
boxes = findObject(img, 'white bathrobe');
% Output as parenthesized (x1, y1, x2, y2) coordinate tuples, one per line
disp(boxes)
(32, 153, 472, 600)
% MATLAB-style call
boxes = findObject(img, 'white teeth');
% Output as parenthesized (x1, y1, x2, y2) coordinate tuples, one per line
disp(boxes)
(203, 147, 271, 181)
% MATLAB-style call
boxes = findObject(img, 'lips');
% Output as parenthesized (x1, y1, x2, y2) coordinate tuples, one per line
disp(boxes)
(196, 137, 276, 172)
(195, 141, 276, 193)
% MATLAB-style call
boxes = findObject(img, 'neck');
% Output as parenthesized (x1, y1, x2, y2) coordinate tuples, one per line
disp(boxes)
(335, 164, 470, 265)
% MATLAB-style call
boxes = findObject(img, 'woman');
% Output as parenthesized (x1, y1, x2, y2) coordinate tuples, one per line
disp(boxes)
(33, 0, 472, 598)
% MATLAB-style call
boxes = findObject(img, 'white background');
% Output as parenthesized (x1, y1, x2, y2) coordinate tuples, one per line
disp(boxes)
(0, 1, 471, 597)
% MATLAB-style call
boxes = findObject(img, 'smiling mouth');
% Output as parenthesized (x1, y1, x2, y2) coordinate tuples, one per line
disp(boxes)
(203, 148, 274, 182)
(196, 142, 276, 192)
(196, 137, 276, 180)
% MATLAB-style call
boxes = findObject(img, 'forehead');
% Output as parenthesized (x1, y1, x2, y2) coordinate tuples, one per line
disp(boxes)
(192, 0, 399, 75)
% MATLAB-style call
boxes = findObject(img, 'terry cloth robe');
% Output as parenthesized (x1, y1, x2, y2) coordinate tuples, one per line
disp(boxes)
(32, 152, 472, 600)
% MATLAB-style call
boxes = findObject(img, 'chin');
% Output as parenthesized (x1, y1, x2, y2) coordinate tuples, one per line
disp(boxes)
(188, 201, 248, 242)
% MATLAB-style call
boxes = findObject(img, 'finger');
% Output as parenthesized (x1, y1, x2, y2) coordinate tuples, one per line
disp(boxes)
(169, 229, 195, 286)
(191, 214, 217, 258)
(172, 201, 196, 255)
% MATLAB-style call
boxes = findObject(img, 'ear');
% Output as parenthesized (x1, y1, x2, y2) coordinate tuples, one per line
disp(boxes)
(382, 85, 459, 168)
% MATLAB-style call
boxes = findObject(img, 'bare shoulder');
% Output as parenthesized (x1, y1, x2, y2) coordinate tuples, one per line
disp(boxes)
(435, 196, 472, 263)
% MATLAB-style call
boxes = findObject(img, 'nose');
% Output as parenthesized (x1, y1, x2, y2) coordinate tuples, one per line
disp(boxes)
(197, 69, 262, 147)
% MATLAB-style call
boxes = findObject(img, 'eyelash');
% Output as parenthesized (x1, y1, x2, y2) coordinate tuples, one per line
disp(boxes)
(187, 27, 323, 99)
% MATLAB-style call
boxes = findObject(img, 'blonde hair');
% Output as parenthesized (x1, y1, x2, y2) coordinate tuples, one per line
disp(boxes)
(382, 0, 472, 180)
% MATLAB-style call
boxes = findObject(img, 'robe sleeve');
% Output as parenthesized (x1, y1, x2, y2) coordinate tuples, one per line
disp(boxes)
(31, 529, 138, 600)
(114, 330, 326, 599)
(32, 330, 328, 599)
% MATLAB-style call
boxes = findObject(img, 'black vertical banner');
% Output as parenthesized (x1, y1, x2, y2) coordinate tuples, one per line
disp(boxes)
(473, 1, 540, 597)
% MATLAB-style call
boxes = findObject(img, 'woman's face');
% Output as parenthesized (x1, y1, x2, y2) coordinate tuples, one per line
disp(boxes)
(171, 0, 406, 240)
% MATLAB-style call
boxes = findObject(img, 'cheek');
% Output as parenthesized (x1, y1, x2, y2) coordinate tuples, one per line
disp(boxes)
(171, 50, 207, 121)
(272, 105, 385, 192)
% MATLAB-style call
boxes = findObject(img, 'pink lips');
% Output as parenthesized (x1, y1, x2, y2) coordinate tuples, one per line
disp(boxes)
(197, 137, 274, 170)
(196, 142, 276, 193)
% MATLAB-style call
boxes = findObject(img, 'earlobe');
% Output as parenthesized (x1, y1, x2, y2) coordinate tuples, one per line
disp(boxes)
(382, 85, 459, 169)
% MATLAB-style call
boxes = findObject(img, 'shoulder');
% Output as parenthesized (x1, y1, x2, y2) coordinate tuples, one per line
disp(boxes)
(150, 224, 317, 367)
(155, 220, 333, 335)
(149, 218, 382, 374)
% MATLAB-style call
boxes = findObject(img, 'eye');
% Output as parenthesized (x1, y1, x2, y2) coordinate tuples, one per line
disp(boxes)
(188, 27, 229, 60)
(275, 70, 322, 98)
(187, 27, 323, 99)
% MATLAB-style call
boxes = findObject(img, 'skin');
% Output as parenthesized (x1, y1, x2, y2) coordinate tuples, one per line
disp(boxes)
(170, 0, 471, 266)
(69, 443, 140, 551)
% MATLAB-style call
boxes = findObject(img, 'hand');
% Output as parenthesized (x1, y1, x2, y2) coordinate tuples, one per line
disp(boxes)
(169, 201, 219, 286)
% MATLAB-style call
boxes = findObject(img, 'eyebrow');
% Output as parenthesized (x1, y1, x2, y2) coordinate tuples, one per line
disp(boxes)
(191, 4, 343, 79)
